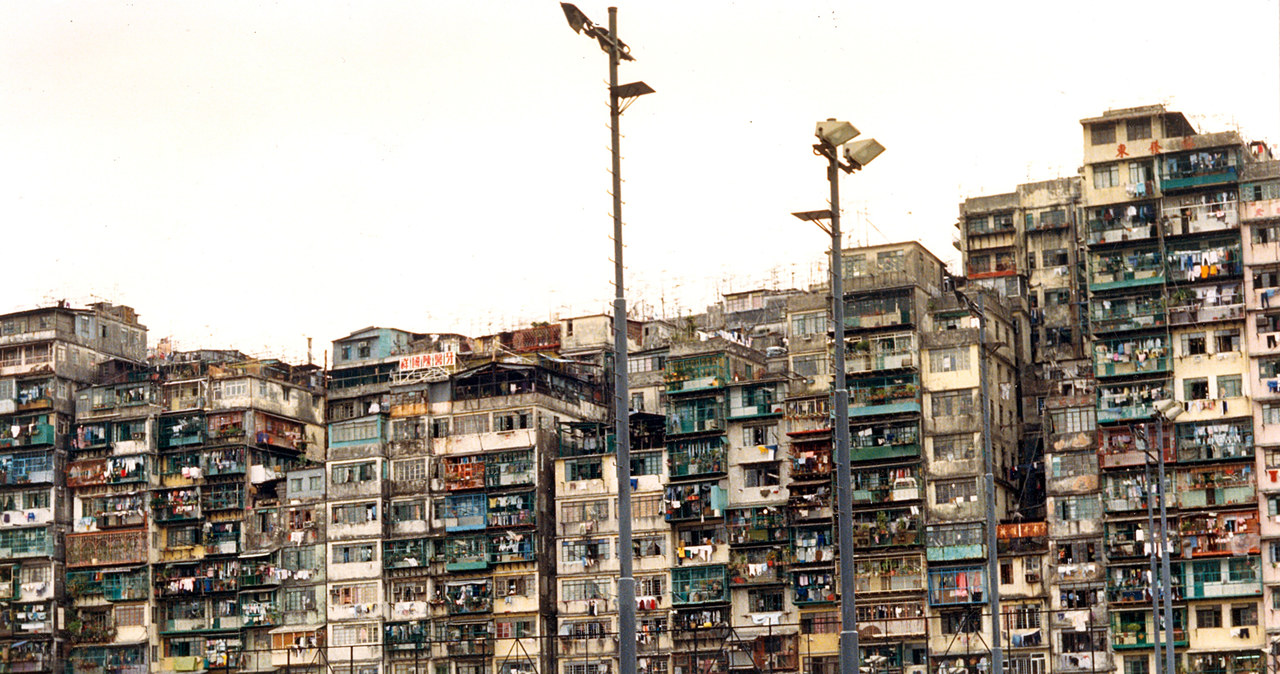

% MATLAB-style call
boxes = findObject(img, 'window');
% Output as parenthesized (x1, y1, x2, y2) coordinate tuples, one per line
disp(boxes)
(391, 500, 425, 522)
(941, 609, 980, 634)
(1124, 657, 1149, 674)
(333, 543, 376, 564)
(1130, 160, 1155, 183)
(499, 575, 533, 597)
(1043, 249, 1069, 267)
(1197, 606, 1222, 628)
(1060, 629, 1105, 652)
(1000, 561, 1013, 585)
(454, 414, 489, 435)
(331, 502, 378, 525)
(283, 588, 317, 612)
(561, 578, 610, 601)
(935, 479, 977, 505)
(932, 390, 976, 417)
(793, 353, 829, 377)
(933, 434, 976, 461)
(562, 500, 610, 524)
(630, 393, 645, 411)
(332, 623, 378, 646)
(1218, 375, 1243, 398)
(633, 535, 666, 558)
(1231, 603, 1258, 626)
(430, 418, 450, 438)
(330, 583, 378, 606)
(630, 452, 662, 476)
(1265, 404, 1280, 425)
(801, 611, 840, 634)
(1056, 495, 1101, 521)
(743, 463, 781, 487)
(1093, 163, 1121, 188)
(565, 458, 603, 481)
(1026, 250, 1037, 271)
(1229, 558, 1257, 583)
(496, 619, 534, 639)
(1050, 453, 1097, 478)
(1216, 329, 1241, 353)
(631, 494, 663, 519)
(332, 461, 376, 484)
(1127, 118, 1152, 141)
(494, 409, 532, 431)
(1005, 603, 1042, 629)
(115, 604, 145, 626)
(930, 347, 970, 373)
(791, 312, 827, 338)
(393, 459, 426, 482)
(747, 588, 784, 612)
(743, 424, 778, 447)
(638, 575, 665, 597)
(1183, 377, 1209, 400)
(1181, 333, 1207, 356)
(1091, 123, 1116, 145)
(331, 419, 378, 444)
(561, 539, 610, 563)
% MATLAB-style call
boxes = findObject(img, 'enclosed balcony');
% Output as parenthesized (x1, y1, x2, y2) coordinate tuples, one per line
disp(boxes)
(846, 333, 916, 374)
(672, 564, 728, 605)
(67, 455, 149, 487)
(855, 554, 925, 594)
(384, 620, 429, 652)
(1184, 556, 1261, 599)
(726, 506, 787, 546)
(792, 570, 836, 605)
(1090, 246, 1164, 291)
(729, 548, 785, 585)
(1104, 520, 1176, 560)
(789, 437, 831, 481)
(0, 525, 55, 558)
(966, 212, 1016, 237)
(66, 529, 147, 567)
(730, 383, 782, 419)
(790, 523, 834, 565)
(489, 531, 534, 563)
(0, 453, 52, 495)
(1160, 148, 1238, 192)
(1090, 294, 1165, 334)
(1087, 201, 1161, 245)
(253, 412, 305, 451)
(79, 491, 146, 532)
(444, 456, 486, 491)
(487, 490, 535, 528)
(158, 413, 205, 449)
(1102, 470, 1172, 513)
(851, 466, 920, 505)
(485, 449, 534, 488)
(1094, 337, 1170, 378)
(996, 521, 1047, 554)
(667, 396, 726, 436)
(1097, 382, 1170, 423)
(153, 487, 200, 522)
(66, 567, 148, 601)
(1178, 419, 1252, 462)
(668, 437, 726, 478)
(852, 507, 921, 550)
(967, 249, 1018, 279)
(925, 521, 984, 562)
(68, 644, 147, 674)
(558, 421, 611, 458)
(665, 354, 730, 394)
(0, 417, 54, 449)
(1163, 192, 1240, 235)
(1180, 511, 1259, 556)
(844, 290, 914, 330)
(383, 537, 433, 570)
(1097, 423, 1172, 468)
(72, 422, 111, 451)
(847, 374, 920, 417)
(850, 420, 919, 462)
(202, 483, 244, 512)
(1178, 464, 1256, 508)
(665, 481, 726, 522)
(444, 579, 492, 614)
(928, 566, 986, 606)
(240, 592, 280, 627)
(443, 493, 486, 532)
(1110, 609, 1187, 649)
(203, 521, 240, 556)
(203, 447, 245, 477)
(156, 559, 240, 595)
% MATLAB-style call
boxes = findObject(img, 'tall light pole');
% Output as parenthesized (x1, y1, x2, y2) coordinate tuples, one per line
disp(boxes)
(953, 289, 1002, 674)
(560, 7, 652, 674)
(793, 119, 884, 674)
(1153, 399, 1183, 674)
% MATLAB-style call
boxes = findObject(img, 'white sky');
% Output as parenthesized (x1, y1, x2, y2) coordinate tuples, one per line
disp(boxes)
(3, 1, 1278, 362)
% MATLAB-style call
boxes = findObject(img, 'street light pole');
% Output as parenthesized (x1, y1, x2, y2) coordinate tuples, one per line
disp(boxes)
(1156, 416, 1176, 674)
(560, 7, 653, 674)
(795, 120, 883, 674)
(822, 139, 859, 674)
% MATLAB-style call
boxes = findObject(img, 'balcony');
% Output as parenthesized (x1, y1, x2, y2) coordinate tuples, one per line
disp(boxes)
(844, 291, 914, 329)
(665, 482, 725, 522)
(850, 421, 919, 462)
(791, 523, 834, 565)
(1090, 250, 1164, 291)
(1178, 465, 1256, 508)
(667, 409, 726, 437)
(487, 490, 535, 528)
(153, 487, 201, 522)
(789, 441, 831, 481)
(558, 423, 611, 458)
(1184, 558, 1261, 599)
(729, 549, 785, 585)
(996, 521, 1047, 554)
(846, 333, 916, 375)
(928, 567, 986, 606)
(1161, 163, 1238, 193)
(726, 507, 788, 546)
(67, 456, 149, 487)
(1097, 384, 1170, 424)
(0, 422, 54, 449)
(444, 579, 492, 614)
(383, 537, 432, 570)
(855, 555, 924, 594)
(66, 529, 148, 567)
(0, 526, 56, 558)
(1177, 420, 1252, 462)
(485, 450, 535, 488)
(0, 450, 55, 486)
(1163, 196, 1240, 235)
(240, 600, 281, 627)
(68, 645, 147, 674)
(203, 447, 245, 476)
(665, 354, 730, 394)
(1097, 424, 1172, 468)
(1087, 202, 1161, 245)
(384, 621, 428, 651)
(793, 570, 835, 605)
(1090, 296, 1165, 334)
(847, 375, 920, 418)
(852, 508, 921, 550)
(158, 414, 205, 448)
(925, 522, 984, 562)
(1093, 338, 1170, 378)
(1180, 511, 1259, 556)
(669, 437, 726, 478)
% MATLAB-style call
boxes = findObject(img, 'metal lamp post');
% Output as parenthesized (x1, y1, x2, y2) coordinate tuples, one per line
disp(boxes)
(793, 119, 884, 674)
(561, 7, 653, 674)
(1153, 398, 1184, 674)
(953, 289, 1002, 674)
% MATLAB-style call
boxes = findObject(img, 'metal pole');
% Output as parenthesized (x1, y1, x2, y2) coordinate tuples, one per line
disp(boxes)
(1157, 418, 1176, 674)
(976, 293, 1003, 674)
(1144, 445, 1164, 674)
(826, 146, 859, 674)
(608, 9, 638, 674)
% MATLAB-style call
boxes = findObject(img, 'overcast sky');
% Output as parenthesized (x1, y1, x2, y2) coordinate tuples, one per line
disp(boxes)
(3, 1, 1277, 362)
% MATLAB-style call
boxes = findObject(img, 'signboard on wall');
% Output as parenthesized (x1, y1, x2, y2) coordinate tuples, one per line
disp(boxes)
(398, 351, 456, 372)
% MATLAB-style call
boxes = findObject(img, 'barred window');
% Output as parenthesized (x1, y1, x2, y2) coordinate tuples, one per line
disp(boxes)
(331, 622, 378, 646)
(562, 578, 611, 601)
(930, 347, 971, 372)
(562, 500, 609, 523)
(454, 413, 489, 435)
(393, 458, 426, 482)
(932, 389, 976, 417)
